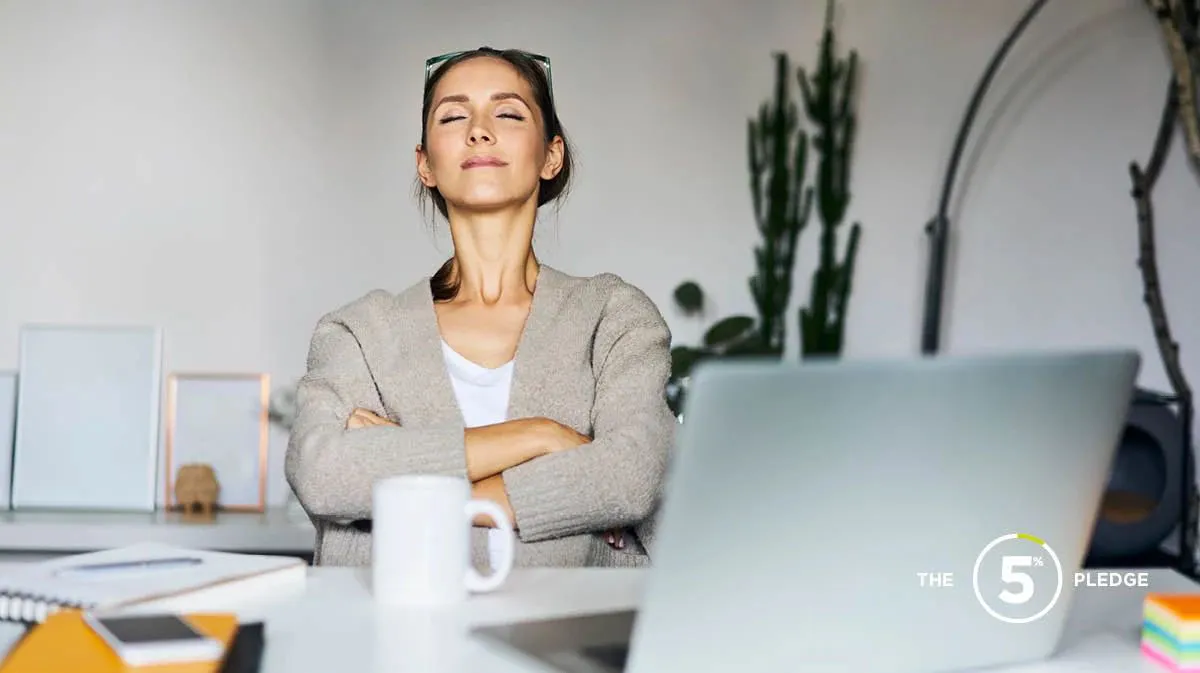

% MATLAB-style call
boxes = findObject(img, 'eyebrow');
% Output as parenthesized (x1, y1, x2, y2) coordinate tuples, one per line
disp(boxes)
(433, 92, 532, 111)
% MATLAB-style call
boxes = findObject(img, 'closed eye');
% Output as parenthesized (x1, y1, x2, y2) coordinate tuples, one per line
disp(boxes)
(438, 113, 523, 124)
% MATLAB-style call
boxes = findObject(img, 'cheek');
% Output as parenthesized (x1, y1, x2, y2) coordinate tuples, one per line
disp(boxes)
(425, 133, 457, 169)
(425, 118, 471, 160)
(509, 134, 546, 171)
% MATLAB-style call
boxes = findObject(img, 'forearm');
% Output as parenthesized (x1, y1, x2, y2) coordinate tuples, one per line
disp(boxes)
(286, 420, 467, 521)
(288, 311, 477, 522)
(464, 418, 549, 481)
(501, 425, 670, 542)
(470, 474, 516, 527)
(496, 280, 676, 542)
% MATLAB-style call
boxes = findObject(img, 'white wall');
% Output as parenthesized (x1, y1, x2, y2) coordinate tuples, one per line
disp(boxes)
(0, 0, 1195, 507)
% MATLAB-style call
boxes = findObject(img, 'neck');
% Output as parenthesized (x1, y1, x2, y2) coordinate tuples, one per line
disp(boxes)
(446, 204, 539, 305)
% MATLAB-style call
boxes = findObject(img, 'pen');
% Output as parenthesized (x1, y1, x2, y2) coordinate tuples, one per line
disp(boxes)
(55, 557, 203, 576)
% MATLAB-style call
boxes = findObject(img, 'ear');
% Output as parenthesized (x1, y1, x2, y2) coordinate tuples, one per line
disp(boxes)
(415, 144, 437, 187)
(540, 136, 565, 181)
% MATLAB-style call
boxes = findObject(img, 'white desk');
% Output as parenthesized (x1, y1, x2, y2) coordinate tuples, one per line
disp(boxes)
(0, 508, 315, 561)
(0, 566, 1193, 672)
(246, 567, 645, 673)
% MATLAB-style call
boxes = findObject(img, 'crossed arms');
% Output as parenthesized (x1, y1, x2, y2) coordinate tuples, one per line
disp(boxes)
(283, 285, 675, 544)
(342, 407, 589, 528)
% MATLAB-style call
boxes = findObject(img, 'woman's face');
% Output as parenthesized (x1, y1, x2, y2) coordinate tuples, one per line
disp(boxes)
(417, 57, 563, 213)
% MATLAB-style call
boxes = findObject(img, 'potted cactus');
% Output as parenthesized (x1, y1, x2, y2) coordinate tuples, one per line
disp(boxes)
(668, 0, 862, 415)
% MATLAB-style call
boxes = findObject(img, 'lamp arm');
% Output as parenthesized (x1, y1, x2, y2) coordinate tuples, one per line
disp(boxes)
(919, 0, 1053, 354)
(915, 0, 1200, 575)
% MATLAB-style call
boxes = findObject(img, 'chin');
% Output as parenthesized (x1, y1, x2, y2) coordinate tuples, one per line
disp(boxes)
(446, 186, 536, 212)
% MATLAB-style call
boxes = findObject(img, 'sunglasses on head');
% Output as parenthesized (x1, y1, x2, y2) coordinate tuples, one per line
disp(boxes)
(424, 50, 554, 99)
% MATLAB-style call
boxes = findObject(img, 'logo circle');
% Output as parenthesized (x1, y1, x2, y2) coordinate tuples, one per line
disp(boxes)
(972, 533, 1064, 624)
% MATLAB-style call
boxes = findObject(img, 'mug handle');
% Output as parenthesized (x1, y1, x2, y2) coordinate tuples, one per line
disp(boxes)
(463, 499, 514, 593)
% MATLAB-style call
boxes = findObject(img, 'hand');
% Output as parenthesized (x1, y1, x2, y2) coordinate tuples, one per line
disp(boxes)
(346, 408, 397, 429)
(535, 418, 590, 454)
(471, 475, 515, 528)
(604, 528, 628, 550)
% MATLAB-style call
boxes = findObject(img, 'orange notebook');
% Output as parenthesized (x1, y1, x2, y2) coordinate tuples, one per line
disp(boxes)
(0, 610, 239, 673)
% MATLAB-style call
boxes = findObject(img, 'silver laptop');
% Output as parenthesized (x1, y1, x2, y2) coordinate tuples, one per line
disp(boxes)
(475, 349, 1140, 673)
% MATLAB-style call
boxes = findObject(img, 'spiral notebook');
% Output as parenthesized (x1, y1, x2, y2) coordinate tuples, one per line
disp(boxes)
(0, 543, 306, 627)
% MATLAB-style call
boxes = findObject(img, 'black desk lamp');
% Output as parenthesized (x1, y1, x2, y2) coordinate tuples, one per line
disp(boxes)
(917, 0, 1200, 578)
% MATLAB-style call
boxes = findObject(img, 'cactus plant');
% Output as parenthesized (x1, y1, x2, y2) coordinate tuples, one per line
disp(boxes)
(797, 0, 861, 357)
(667, 51, 810, 386)
(747, 50, 814, 356)
(667, 0, 862, 413)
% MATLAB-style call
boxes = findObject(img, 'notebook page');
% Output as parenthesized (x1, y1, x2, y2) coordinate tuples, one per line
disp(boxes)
(0, 543, 305, 611)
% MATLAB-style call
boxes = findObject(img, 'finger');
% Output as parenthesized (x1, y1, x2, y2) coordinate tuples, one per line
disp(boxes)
(347, 409, 377, 428)
(353, 410, 388, 426)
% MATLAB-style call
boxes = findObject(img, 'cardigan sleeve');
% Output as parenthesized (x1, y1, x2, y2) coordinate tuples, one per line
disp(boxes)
(501, 281, 675, 543)
(284, 316, 468, 521)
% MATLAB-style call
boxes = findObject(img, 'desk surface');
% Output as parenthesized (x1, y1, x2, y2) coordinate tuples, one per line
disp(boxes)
(0, 565, 1193, 672)
(143, 566, 1200, 672)
(0, 508, 314, 556)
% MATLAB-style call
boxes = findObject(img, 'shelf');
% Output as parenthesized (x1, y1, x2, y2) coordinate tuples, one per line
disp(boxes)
(0, 507, 315, 556)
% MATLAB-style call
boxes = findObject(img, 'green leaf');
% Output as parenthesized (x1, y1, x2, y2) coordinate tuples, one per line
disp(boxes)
(670, 345, 707, 379)
(725, 332, 783, 357)
(703, 315, 755, 347)
(673, 281, 704, 314)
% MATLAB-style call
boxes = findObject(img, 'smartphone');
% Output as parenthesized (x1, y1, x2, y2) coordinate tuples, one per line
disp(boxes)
(82, 612, 225, 666)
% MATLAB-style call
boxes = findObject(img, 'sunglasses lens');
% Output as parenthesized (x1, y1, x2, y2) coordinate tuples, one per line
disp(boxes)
(425, 51, 549, 81)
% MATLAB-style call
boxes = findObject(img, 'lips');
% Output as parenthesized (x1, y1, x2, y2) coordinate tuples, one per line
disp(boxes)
(461, 155, 507, 169)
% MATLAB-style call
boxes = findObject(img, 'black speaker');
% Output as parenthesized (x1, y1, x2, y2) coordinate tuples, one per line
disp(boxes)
(1086, 388, 1193, 566)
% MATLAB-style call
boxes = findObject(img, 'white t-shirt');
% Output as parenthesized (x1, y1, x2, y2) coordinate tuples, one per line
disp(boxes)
(441, 340, 514, 571)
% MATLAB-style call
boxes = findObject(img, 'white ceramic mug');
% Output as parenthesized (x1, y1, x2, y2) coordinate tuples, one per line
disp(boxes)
(372, 475, 515, 606)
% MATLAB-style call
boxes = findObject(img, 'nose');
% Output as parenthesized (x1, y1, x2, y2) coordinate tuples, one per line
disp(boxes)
(467, 119, 494, 145)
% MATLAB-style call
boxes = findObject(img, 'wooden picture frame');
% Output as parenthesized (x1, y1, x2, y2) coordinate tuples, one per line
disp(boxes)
(164, 373, 270, 512)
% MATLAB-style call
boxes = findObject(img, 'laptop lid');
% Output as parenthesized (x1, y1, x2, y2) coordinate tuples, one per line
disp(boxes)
(625, 349, 1139, 673)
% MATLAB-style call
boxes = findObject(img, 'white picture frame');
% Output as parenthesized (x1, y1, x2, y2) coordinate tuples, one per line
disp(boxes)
(164, 373, 270, 512)
(11, 325, 162, 511)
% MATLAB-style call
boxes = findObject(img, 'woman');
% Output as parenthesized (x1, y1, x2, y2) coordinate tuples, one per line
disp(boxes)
(284, 47, 675, 569)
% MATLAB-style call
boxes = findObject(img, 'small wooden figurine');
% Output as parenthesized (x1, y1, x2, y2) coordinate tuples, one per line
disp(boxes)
(174, 463, 220, 519)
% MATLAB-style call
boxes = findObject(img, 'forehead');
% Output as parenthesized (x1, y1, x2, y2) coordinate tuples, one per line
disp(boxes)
(432, 56, 534, 101)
